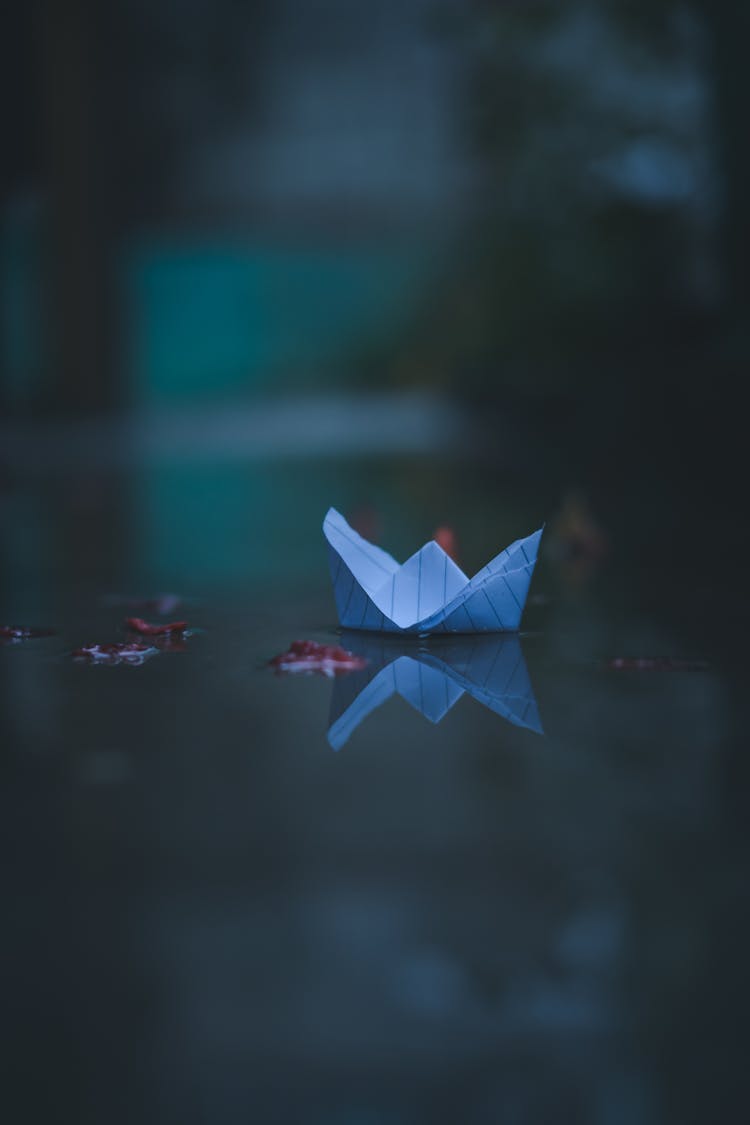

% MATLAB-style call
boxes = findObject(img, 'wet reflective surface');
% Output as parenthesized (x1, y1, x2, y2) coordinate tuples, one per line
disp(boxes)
(2, 451, 748, 1125)
(328, 634, 541, 749)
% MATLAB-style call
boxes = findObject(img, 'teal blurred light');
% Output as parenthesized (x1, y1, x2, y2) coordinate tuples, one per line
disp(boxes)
(125, 238, 428, 403)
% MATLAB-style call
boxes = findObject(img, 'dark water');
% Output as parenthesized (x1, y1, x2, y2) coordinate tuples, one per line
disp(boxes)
(2, 451, 748, 1125)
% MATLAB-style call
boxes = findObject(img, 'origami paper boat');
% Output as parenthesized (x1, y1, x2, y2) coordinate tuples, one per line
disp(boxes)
(328, 632, 542, 750)
(324, 507, 543, 634)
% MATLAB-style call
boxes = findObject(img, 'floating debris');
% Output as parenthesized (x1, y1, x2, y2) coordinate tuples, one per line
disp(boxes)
(269, 640, 368, 678)
(604, 657, 709, 671)
(1, 625, 56, 643)
(125, 617, 188, 636)
(72, 642, 158, 666)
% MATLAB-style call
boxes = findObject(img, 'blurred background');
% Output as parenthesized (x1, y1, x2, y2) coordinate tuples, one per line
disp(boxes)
(3, 0, 748, 583)
(2, 0, 747, 465)
(2, 2, 749, 1123)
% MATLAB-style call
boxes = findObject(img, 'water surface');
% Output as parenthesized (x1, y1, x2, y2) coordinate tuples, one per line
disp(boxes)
(2, 450, 746, 1125)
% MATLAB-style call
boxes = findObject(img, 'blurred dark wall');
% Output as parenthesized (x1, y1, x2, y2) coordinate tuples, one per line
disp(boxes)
(701, 0, 750, 328)
(1, 0, 747, 509)
(2, 0, 275, 414)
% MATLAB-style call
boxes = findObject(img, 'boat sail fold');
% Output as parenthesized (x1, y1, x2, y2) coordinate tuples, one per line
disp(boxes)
(323, 507, 542, 635)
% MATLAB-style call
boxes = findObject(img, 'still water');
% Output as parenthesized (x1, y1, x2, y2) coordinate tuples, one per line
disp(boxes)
(1, 449, 746, 1125)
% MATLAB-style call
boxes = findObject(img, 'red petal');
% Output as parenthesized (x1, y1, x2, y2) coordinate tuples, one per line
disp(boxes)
(269, 640, 368, 676)
(125, 617, 188, 636)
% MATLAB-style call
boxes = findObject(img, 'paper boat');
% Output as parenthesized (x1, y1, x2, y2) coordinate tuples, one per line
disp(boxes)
(328, 632, 542, 750)
(324, 507, 543, 634)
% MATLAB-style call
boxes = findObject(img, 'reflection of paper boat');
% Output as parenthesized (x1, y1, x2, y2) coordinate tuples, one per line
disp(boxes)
(328, 632, 542, 750)
(324, 508, 542, 635)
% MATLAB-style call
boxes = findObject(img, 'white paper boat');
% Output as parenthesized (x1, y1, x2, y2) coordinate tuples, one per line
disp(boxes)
(327, 633, 542, 749)
(323, 507, 542, 634)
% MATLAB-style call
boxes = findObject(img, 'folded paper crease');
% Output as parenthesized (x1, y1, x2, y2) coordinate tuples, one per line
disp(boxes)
(324, 507, 542, 634)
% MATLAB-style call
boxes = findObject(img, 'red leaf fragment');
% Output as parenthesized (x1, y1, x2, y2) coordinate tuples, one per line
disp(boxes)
(72, 642, 158, 666)
(269, 639, 368, 678)
(125, 617, 188, 636)
(605, 657, 709, 671)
